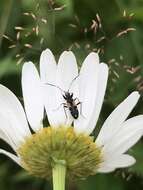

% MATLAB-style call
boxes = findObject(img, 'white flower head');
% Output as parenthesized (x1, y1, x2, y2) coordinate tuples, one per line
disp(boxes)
(0, 49, 142, 180)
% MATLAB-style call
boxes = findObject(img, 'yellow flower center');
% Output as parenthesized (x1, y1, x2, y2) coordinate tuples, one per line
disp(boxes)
(18, 126, 102, 180)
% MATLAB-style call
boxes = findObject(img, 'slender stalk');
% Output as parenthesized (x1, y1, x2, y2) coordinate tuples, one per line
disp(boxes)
(52, 163, 66, 190)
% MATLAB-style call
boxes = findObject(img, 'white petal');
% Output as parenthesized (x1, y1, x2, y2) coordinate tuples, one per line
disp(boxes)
(79, 63, 108, 135)
(96, 91, 140, 146)
(40, 50, 70, 126)
(40, 49, 57, 84)
(107, 154, 136, 168)
(97, 166, 115, 173)
(0, 114, 24, 150)
(0, 85, 30, 139)
(56, 51, 78, 92)
(103, 115, 143, 155)
(22, 62, 44, 131)
(0, 149, 21, 166)
(56, 51, 79, 125)
(98, 154, 135, 173)
(74, 53, 100, 133)
(0, 130, 12, 147)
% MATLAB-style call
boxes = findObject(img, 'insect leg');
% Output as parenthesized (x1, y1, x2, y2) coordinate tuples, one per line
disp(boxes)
(73, 97, 80, 104)
(63, 104, 68, 119)
(52, 102, 69, 120)
(77, 101, 86, 119)
(52, 103, 63, 111)
(77, 101, 82, 114)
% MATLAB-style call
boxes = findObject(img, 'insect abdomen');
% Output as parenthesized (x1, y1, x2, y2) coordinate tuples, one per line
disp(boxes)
(69, 107, 79, 119)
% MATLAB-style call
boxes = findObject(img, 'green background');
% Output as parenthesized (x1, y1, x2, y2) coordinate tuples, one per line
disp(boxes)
(0, 0, 143, 189)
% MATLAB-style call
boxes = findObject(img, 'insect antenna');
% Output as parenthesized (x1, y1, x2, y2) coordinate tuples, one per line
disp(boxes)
(45, 83, 65, 94)
(68, 74, 80, 92)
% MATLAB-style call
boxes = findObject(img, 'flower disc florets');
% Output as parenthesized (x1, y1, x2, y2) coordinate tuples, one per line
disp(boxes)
(18, 126, 102, 180)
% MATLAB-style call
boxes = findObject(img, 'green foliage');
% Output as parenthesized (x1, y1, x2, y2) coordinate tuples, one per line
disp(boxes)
(0, 0, 143, 189)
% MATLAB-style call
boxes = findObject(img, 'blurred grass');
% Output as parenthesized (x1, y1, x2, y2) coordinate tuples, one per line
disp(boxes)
(0, 0, 143, 189)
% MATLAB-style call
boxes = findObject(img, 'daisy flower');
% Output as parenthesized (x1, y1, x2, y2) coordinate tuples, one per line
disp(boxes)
(0, 49, 142, 190)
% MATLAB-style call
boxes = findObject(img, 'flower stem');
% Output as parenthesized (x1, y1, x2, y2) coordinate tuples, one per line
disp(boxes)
(52, 163, 66, 190)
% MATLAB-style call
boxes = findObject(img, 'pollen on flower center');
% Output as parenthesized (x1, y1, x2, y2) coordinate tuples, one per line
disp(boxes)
(18, 126, 102, 180)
